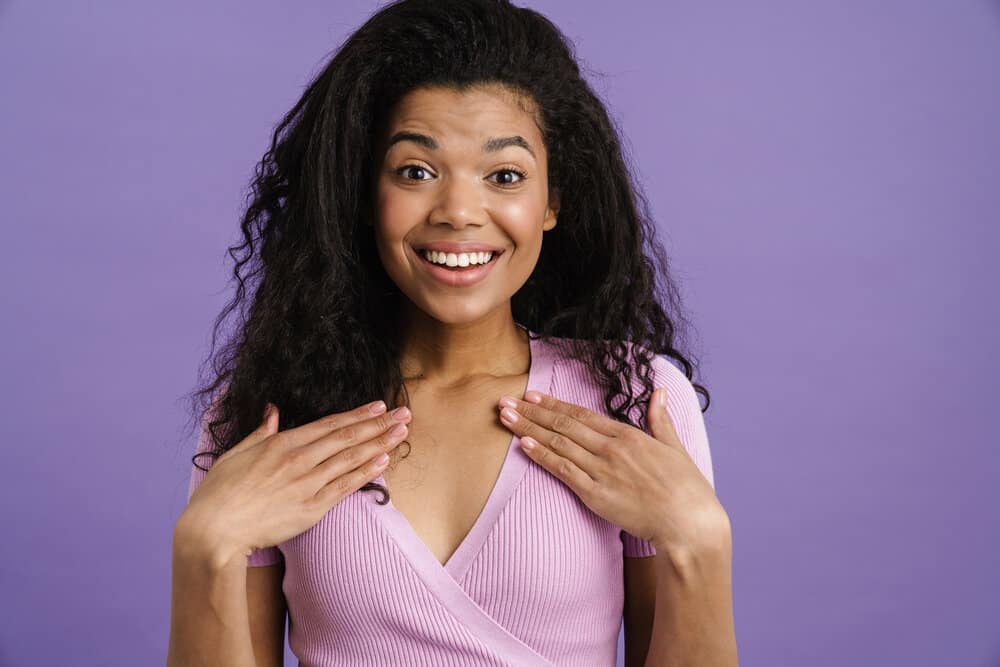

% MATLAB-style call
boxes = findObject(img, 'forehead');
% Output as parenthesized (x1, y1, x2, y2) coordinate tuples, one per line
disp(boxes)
(382, 84, 544, 151)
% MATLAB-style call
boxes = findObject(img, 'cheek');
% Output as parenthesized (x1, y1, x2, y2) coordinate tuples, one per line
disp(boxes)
(375, 189, 408, 237)
(494, 200, 546, 246)
(373, 193, 414, 265)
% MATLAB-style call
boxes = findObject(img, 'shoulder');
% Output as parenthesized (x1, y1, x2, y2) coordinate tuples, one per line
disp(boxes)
(541, 335, 696, 400)
(543, 335, 714, 488)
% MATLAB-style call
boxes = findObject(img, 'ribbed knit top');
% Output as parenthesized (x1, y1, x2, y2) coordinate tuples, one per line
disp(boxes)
(186, 329, 715, 666)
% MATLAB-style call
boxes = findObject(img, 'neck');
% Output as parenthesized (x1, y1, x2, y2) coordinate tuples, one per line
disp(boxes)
(396, 303, 529, 388)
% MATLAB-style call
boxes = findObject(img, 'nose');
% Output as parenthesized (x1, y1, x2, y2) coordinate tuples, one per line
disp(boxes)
(429, 175, 486, 229)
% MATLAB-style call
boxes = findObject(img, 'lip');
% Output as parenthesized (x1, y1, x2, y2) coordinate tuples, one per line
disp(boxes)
(411, 241, 506, 254)
(410, 244, 503, 288)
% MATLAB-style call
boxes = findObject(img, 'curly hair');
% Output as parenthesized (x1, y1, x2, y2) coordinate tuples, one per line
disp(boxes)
(186, 0, 711, 505)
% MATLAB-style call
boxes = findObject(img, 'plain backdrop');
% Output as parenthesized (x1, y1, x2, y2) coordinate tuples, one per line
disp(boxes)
(1, 1, 997, 665)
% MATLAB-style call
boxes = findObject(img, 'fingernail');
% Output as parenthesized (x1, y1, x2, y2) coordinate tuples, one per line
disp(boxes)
(658, 388, 667, 408)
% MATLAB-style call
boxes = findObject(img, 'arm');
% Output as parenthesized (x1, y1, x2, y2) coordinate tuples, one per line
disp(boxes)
(171, 393, 286, 667)
(623, 555, 657, 667)
(247, 564, 287, 667)
(644, 523, 738, 667)
(629, 353, 737, 665)
(166, 518, 259, 667)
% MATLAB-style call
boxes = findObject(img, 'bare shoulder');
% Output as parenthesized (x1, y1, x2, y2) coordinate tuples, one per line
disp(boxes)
(247, 563, 287, 667)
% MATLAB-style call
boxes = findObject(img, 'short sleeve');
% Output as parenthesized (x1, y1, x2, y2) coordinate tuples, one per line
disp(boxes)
(187, 404, 284, 568)
(621, 354, 715, 558)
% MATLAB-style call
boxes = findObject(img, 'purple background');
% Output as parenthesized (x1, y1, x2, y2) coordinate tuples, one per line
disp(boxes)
(1, 1, 997, 665)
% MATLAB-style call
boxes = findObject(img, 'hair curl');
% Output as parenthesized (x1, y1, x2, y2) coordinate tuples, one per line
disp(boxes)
(186, 0, 711, 506)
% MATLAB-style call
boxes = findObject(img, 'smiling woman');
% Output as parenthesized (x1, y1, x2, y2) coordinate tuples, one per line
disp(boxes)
(371, 85, 558, 312)
(170, 0, 735, 665)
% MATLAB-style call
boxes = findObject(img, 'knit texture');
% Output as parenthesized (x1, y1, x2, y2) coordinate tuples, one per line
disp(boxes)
(186, 331, 715, 666)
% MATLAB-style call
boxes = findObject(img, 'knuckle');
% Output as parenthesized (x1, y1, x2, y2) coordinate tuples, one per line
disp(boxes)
(331, 474, 351, 497)
(319, 414, 341, 428)
(341, 446, 365, 469)
(591, 438, 610, 458)
(549, 433, 569, 452)
(622, 430, 643, 447)
(568, 405, 590, 421)
(556, 459, 574, 478)
(338, 425, 359, 444)
(266, 432, 289, 449)
(552, 414, 573, 431)
(282, 447, 308, 468)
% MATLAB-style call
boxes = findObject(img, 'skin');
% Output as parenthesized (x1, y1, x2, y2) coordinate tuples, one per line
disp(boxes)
(371, 83, 558, 383)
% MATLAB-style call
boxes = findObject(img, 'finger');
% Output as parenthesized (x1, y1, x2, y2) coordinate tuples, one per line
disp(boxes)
(519, 391, 624, 438)
(306, 420, 408, 488)
(499, 393, 615, 455)
(498, 403, 601, 474)
(312, 443, 393, 508)
(518, 435, 596, 498)
(280, 400, 393, 448)
(303, 406, 411, 468)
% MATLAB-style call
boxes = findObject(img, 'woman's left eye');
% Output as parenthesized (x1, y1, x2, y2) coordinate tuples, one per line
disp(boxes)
(488, 168, 527, 187)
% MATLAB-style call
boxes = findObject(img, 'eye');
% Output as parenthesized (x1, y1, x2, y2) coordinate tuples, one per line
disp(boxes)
(395, 164, 433, 181)
(488, 167, 528, 188)
(393, 164, 528, 187)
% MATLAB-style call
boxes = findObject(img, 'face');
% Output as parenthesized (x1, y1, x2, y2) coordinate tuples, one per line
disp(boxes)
(371, 84, 559, 326)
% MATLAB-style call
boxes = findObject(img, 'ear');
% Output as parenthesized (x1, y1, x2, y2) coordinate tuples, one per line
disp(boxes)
(543, 188, 559, 231)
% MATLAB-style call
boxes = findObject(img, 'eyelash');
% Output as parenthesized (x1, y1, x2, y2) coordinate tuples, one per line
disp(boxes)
(395, 164, 528, 187)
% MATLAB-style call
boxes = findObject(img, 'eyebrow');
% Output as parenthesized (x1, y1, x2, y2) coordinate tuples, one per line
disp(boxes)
(385, 131, 536, 160)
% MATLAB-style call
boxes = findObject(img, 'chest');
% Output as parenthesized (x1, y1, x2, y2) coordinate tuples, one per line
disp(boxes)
(380, 375, 527, 567)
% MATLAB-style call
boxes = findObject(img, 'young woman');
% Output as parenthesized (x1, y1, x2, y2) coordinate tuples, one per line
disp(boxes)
(168, 1, 737, 665)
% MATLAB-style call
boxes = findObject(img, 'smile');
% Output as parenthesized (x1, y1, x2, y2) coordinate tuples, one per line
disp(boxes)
(411, 245, 505, 288)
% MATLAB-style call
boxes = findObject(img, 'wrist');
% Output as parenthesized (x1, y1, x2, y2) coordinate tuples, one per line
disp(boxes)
(654, 530, 731, 584)
(173, 512, 248, 573)
(650, 504, 732, 561)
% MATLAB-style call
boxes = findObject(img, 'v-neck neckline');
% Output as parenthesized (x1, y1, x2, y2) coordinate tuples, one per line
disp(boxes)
(366, 325, 555, 582)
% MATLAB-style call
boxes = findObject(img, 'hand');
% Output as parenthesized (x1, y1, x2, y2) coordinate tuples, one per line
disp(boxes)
(497, 388, 727, 554)
(181, 400, 412, 564)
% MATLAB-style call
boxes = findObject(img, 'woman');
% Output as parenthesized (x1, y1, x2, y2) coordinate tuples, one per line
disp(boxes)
(168, 0, 737, 665)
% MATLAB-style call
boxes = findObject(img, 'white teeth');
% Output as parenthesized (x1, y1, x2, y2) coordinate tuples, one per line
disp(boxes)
(420, 249, 494, 267)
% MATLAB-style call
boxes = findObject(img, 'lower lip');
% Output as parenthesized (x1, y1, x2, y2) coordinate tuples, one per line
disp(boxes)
(412, 248, 503, 287)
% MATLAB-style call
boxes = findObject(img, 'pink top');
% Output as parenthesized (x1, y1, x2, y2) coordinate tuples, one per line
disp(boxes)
(187, 328, 715, 666)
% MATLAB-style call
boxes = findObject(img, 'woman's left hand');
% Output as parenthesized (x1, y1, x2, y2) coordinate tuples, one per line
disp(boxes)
(497, 388, 729, 555)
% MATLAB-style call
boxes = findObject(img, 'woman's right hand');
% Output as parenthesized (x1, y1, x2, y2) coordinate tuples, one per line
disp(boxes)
(179, 400, 410, 563)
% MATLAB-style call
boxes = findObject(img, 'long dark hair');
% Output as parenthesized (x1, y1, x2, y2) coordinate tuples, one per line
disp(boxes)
(186, 0, 711, 505)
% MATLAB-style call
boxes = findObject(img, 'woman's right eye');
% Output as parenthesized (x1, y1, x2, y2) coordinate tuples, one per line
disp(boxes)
(396, 164, 432, 181)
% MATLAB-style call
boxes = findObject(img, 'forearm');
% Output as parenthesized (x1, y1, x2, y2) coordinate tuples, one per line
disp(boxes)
(644, 527, 738, 667)
(167, 517, 257, 667)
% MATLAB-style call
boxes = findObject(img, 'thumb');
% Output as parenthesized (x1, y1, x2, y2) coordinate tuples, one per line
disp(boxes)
(261, 402, 280, 436)
(647, 387, 672, 442)
(229, 403, 279, 454)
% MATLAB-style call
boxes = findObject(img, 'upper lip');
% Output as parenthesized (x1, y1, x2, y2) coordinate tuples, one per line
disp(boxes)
(411, 241, 505, 254)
